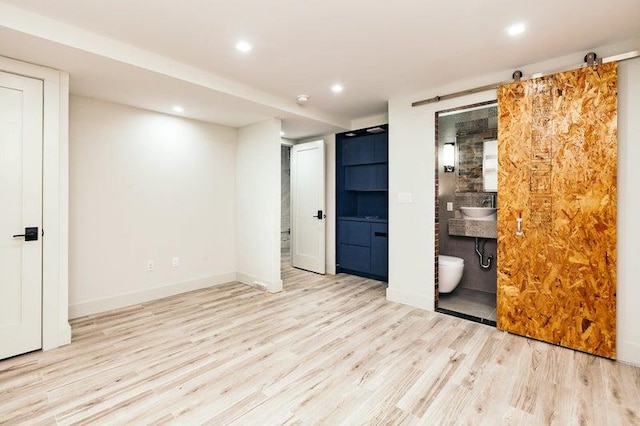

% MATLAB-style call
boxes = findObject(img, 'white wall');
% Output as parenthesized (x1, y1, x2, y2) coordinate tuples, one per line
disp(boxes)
(236, 119, 282, 292)
(617, 57, 640, 364)
(324, 134, 337, 275)
(69, 96, 237, 317)
(388, 41, 640, 365)
(351, 113, 389, 131)
(388, 90, 494, 309)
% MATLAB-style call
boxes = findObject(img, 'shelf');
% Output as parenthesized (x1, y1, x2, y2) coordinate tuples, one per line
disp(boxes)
(448, 218, 497, 239)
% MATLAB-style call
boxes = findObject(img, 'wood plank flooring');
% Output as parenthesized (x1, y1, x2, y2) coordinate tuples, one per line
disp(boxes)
(1, 260, 639, 425)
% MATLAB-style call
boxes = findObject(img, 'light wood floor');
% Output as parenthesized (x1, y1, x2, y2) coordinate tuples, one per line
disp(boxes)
(1, 261, 639, 425)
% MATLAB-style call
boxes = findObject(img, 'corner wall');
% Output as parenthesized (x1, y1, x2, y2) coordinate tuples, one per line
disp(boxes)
(236, 119, 282, 291)
(68, 96, 237, 317)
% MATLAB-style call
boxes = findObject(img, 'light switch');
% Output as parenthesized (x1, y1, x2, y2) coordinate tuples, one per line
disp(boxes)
(446, 202, 454, 211)
(398, 193, 413, 204)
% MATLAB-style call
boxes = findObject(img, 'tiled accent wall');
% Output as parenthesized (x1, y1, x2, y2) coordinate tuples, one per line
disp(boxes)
(281, 146, 291, 249)
(454, 192, 496, 209)
(457, 123, 498, 192)
(436, 102, 498, 297)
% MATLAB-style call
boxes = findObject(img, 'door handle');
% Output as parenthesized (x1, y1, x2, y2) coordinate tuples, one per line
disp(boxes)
(12, 227, 38, 241)
(312, 210, 325, 219)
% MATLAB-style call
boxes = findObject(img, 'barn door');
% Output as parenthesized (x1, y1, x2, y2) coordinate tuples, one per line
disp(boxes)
(497, 62, 617, 358)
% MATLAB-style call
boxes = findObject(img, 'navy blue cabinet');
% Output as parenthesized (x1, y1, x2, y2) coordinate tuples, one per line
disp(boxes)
(370, 223, 388, 277)
(338, 243, 370, 272)
(338, 220, 370, 246)
(342, 133, 387, 166)
(344, 164, 387, 191)
(342, 137, 375, 165)
(336, 125, 388, 281)
(337, 219, 388, 279)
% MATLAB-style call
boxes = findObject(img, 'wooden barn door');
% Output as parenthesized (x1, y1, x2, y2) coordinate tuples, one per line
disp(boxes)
(496, 62, 617, 358)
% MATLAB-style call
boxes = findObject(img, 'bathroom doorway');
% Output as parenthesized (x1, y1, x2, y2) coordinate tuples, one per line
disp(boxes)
(281, 144, 292, 267)
(434, 101, 498, 325)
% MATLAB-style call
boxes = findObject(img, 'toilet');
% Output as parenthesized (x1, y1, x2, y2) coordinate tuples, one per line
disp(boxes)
(438, 255, 464, 294)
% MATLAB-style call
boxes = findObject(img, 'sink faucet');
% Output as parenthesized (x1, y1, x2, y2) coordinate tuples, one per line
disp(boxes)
(481, 195, 496, 208)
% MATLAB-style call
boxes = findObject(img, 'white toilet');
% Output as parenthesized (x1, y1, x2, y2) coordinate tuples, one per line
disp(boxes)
(438, 255, 464, 294)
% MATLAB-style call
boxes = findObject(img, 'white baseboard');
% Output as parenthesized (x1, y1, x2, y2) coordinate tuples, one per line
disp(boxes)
(236, 272, 282, 293)
(618, 339, 640, 366)
(69, 272, 237, 319)
(386, 288, 433, 311)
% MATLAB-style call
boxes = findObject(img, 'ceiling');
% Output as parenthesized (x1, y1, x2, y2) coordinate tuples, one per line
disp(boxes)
(0, 0, 639, 139)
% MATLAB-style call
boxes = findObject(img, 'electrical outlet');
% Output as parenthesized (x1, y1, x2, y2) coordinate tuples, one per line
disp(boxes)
(147, 260, 154, 271)
(172, 257, 179, 267)
(447, 202, 454, 211)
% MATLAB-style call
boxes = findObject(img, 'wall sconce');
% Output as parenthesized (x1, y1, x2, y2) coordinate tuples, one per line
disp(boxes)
(443, 142, 455, 172)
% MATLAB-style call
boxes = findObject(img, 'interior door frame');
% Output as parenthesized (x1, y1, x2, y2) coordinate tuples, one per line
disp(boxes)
(0, 56, 71, 351)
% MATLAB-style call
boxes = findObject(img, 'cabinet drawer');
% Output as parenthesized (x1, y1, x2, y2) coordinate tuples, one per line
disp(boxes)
(338, 220, 370, 246)
(338, 244, 371, 273)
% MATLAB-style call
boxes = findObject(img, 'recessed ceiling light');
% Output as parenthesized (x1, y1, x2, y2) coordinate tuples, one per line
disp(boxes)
(506, 23, 526, 36)
(331, 84, 344, 93)
(235, 40, 253, 52)
(173, 105, 184, 113)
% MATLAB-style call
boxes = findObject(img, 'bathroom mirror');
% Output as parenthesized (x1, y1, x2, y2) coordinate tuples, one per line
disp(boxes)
(437, 102, 498, 192)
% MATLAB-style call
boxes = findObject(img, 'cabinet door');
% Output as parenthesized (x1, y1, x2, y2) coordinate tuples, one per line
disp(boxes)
(370, 223, 388, 278)
(338, 244, 371, 273)
(345, 164, 388, 191)
(342, 137, 374, 165)
(375, 164, 388, 190)
(345, 165, 376, 190)
(373, 133, 388, 163)
(338, 220, 370, 246)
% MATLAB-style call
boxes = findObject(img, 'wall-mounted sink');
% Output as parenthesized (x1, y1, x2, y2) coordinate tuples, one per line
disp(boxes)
(459, 207, 497, 221)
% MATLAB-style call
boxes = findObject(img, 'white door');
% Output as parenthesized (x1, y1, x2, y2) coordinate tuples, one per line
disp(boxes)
(0, 70, 43, 360)
(291, 140, 325, 274)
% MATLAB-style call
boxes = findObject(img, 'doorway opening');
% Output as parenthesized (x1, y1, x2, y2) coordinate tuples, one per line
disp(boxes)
(434, 101, 498, 326)
(281, 144, 292, 268)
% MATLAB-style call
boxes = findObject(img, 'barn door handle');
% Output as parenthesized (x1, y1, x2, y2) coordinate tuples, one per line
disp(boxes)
(13, 227, 39, 241)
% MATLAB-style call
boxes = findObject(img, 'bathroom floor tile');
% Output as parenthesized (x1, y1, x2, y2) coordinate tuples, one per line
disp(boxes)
(438, 287, 496, 322)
